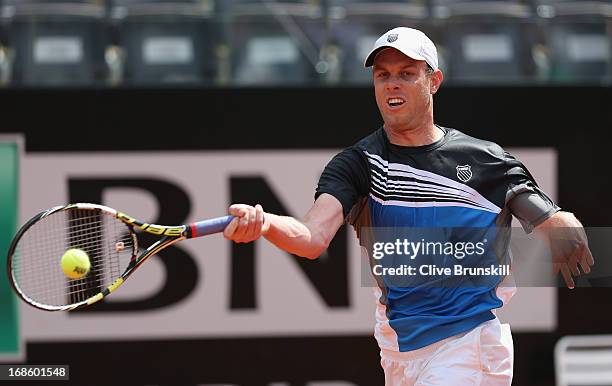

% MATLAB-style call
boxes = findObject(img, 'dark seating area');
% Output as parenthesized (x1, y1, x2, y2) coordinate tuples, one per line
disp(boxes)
(0, 0, 609, 86)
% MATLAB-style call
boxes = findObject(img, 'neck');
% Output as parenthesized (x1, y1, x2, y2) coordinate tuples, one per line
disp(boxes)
(384, 120, 442, 147)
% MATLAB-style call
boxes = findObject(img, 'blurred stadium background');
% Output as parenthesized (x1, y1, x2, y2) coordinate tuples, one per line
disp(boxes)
(0, 1, 611, 386)
(0, 0, 609, 85)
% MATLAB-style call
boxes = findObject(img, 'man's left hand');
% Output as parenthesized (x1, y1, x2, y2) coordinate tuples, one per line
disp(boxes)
(535, 211, 594, 289)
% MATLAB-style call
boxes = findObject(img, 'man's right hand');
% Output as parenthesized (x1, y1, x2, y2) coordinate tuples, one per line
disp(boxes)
(223, 204, 269, 243)
(223, 194, 344, 259)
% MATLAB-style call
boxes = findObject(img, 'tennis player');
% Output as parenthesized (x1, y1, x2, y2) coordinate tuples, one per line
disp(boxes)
(224, 27, 594, 385)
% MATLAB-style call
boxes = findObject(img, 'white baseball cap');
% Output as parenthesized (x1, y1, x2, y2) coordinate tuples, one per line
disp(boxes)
(364, 27, 439, 70)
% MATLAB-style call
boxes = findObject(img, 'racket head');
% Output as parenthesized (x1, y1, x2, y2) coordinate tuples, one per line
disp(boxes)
(7, 203, 138, 311)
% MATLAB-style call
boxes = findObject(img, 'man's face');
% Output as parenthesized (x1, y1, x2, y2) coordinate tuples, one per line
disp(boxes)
(372, 48, 438, 131)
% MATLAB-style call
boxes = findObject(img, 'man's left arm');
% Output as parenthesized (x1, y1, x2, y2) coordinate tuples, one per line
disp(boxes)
(502, 149, 594, 288)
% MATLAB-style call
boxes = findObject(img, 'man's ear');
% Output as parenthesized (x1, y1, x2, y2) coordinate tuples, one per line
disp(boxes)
(430, 69, 443, 94)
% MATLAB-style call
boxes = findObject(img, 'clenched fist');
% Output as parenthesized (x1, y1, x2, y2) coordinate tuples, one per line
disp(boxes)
(223, 204, 269, 243)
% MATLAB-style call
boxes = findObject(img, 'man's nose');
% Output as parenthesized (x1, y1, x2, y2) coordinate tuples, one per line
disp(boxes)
(384, 77, 400, 91)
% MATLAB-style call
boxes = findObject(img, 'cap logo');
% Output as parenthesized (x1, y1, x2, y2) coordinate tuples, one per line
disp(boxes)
(387, 34, 398, 43)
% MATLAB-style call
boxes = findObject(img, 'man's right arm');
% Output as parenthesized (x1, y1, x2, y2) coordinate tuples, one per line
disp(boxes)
(223, 193, 345, 259)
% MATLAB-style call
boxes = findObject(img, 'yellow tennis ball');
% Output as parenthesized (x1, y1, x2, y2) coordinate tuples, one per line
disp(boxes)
(61, 249, 91, 279)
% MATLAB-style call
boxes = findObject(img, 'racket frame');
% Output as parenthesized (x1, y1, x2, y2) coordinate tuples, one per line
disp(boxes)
(7, 203, 230, 311)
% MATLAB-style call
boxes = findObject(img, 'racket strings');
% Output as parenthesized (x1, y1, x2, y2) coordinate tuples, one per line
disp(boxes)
(13, 212, 95, 305)
(68, 210, 106, 304)
(14, 221, 122, 303)
(13, 221, 123, 284)
(10, 208, 135, 308)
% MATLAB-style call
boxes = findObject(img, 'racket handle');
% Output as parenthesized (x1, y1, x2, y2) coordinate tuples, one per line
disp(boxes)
(189, 215, 235, 238)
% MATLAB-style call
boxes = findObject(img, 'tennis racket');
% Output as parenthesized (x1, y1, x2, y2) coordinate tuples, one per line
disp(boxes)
(7, 203, 233, 311)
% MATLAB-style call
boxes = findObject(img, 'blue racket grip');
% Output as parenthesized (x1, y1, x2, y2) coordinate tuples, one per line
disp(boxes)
(189, 215, 235, 238)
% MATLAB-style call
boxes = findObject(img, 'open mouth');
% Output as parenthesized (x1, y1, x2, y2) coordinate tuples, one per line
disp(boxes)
(387, 97, 405, 107)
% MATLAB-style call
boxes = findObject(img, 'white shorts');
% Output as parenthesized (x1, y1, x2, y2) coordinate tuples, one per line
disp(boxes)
(380, 318, 513, 386)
